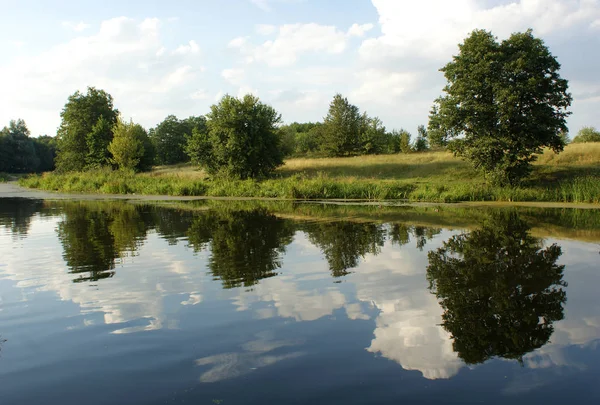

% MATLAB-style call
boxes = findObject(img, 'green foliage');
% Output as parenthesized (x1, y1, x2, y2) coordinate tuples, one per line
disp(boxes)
(32, 135, 57, 172)
(414, 125, 430, 152)
(55, 87, 119, 172)
(108, 119, 151, 171)
(572, 126, 600, 143)
(0, 119, 56, 173)
(427, 212, 566, 364)
(322, 94, 362, 156)
(151, 115, 205, 165)
(429, 29, 572, 185)
(360, 115, 387, 155)
(191, 94, 283, 179)
(398, 129, 412, 153)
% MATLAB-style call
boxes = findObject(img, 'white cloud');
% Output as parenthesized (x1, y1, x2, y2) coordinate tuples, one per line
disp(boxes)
(237, 85, 259, 98)
(347, 23, 374, 37)
(190, 89, 209, 100)
(173, 40, 200, 55)
(221, 68, 245, 85)
(62, 21, 91, 32)
(0, 17, 207, 135)
(230, 23, 348, 67)
(351, 69, 420, 104)
(256, 24, 277, 35)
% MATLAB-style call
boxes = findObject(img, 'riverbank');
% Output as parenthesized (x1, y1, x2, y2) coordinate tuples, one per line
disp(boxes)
(16, 145, 600, 204)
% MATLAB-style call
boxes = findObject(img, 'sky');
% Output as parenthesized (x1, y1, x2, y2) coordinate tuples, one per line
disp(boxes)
(1, 0, 599, 137)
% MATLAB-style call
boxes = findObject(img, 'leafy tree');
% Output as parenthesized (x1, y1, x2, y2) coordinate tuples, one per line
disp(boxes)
(151, 115, 205, 165)
(398, 129, 412, 153)
(189, 94, 283, 179)
(322, 94, 362, 156)
(572, 126, 600, 143)
(0, 119, 39, 173)
(55, 87, 119, 172)
(427, 212, 567, 364)
(32, 136, 57, 172)
(414, 125, 430, 152)
(295, 124, 323, 155)
(360, 114, 387, 155)
(428, 29, 572, 185)
(108, 119, 151, 171)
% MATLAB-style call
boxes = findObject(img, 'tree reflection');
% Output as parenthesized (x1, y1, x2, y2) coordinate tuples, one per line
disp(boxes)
(0, 198, 45, 238)
(427, 212, 567, 364)
(305, 222, 386, 277)
(187, 208, 295, 289)
(389, 224, 442, 251)
(57, 202, 152, 283)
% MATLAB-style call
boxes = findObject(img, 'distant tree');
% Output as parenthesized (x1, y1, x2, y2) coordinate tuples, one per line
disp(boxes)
(557, 128, 570, 145)
(32, 135, 57, 172)
(360, 114, 387, 155)
(398, 129, 412, 153)
(322, 94, 362, 156)
(277, 125, 298, 157)
(384, 130, 401, 154)
(0, 119, 39, 173)
(109, 119, 152, 172)
(414, 125, 430, 152)
(188, 94, 283, 179)
(295, 124, 323, 155)
(150, 115, 191, 165)
(55, 87, 119, 172)
(428, 29, 572, 185)
(572, 126, 600, 143)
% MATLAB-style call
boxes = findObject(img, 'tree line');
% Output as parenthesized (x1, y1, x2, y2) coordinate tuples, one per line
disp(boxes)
(2, 28, 598, 185)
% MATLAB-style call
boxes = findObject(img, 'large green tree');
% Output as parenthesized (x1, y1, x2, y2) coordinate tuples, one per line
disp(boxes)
(187, 94, 283, 179)
(428, 29, 572, 185)
(55, 87, 119, 172)
(0, 119, 39, 173)
(427, 212, 567, 364)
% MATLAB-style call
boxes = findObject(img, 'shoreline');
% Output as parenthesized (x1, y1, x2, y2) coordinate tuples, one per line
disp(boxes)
(2, 182, 599, 210)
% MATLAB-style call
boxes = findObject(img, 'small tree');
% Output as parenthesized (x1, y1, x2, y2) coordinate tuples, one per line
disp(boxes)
(108, 120, 151, 172)
(360, 114, 387, 155)
(322, 94, 362, 156)
(190, 94, 283, 179)
(429, 29, 572, 185)
(414, 125, 430, 152)
(572, 126, 600, 143)
(398, 129, 412, 153)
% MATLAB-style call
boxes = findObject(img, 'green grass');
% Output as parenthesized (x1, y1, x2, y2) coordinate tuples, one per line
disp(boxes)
(0, 173, 10, 182)
(18, 144, 600, 203)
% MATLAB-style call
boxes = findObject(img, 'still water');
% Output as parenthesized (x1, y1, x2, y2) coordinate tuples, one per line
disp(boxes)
(1, 198, 599, 404)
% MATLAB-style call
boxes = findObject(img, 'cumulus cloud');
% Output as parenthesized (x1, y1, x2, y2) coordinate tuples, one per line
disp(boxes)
(229, 23, 348, 67)
(0, 17, 206, 136)
(61, 21, 91, 32)
(221, 68, 245, 85)
(347, 23, 374, 37)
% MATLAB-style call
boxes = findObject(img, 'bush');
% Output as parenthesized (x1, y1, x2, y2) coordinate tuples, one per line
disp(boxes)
(572, 126, 600, 143)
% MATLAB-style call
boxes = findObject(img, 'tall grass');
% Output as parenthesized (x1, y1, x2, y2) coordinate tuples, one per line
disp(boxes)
(18, 145, 600, 203)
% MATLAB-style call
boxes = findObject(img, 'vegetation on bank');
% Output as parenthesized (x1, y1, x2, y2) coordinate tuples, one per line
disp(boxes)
(19, 144, 600, 203)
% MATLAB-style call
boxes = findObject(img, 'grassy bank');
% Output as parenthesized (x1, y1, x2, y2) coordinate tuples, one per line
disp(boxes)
(19, 144, 600, 203)
(0, 173, 9, 183)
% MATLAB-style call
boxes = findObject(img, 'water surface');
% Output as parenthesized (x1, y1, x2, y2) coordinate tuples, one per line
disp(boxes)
(1, 198, 599, 404)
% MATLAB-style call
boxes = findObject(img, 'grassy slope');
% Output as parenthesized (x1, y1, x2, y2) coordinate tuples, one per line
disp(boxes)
(19, 143, 600, 203)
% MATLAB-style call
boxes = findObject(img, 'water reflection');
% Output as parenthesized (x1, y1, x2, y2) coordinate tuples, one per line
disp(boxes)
(187, 208, 294, 289)
(427, 212, 567, 364)
(2, 198, 600, 393)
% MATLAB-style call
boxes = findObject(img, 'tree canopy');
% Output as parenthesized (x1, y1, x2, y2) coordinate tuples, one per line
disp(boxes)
(55, 87, 119, 172)
(186, 94, 283, 179)
(428, 29, 572, 185)
(109, 119, 153, 172)
(0, 119, 56, 173)
(572, 126, 600, 143)
(151, 115, 204, 165)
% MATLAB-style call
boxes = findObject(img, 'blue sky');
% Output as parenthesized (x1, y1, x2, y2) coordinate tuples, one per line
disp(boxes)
(1, 0, 599, 137)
